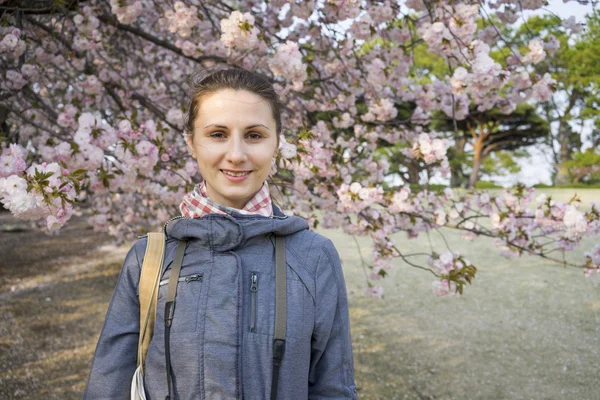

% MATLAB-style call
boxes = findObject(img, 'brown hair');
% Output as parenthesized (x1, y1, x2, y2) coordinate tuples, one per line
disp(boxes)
(184, 67, 282, 144)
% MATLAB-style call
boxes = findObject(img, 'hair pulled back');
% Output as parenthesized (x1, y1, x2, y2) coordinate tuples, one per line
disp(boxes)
(184, 67, 283, 142)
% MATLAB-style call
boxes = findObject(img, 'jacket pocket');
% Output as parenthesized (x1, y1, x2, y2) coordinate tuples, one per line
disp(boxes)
(156, 272, 203, 333)
(249, 271, 259, 333)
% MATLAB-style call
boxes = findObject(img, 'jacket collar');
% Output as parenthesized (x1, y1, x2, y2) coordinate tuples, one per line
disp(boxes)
(165, 204, 308, 251)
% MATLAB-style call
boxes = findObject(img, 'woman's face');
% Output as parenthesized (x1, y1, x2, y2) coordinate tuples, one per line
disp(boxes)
(186, 89, 278, 210)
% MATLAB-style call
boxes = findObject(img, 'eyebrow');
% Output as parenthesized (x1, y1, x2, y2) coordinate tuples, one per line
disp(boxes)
(204, 124, 271, 131)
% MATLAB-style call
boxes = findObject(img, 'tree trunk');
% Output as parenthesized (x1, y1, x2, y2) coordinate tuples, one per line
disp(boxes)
(407, 161, 420, 184)
(450, 136, 467, 187)
(468, 152, 482, 189)
(450, 168, 462, 188)
(554, 121, 571, 185)
(553, 92, 579, 185)
(467, 126, 486, 189)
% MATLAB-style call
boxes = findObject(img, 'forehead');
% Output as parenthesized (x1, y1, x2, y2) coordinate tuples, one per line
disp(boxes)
(194, 89, 275, 127)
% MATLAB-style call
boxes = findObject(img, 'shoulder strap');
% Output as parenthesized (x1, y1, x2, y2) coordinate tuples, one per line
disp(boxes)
(164, 240, 187, 400)
(137, 232, 166, 371)
(271, 235, 286, 400)
(274, 235, 287, 340)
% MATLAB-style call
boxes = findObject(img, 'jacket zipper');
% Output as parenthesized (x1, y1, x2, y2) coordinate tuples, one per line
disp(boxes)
(159, 273, 203, 287)
(250, 272, 258, 333)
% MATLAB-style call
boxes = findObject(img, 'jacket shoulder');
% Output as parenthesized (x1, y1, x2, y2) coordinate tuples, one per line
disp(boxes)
(131, 233, 180, 269)
(285, 229, 338, 276)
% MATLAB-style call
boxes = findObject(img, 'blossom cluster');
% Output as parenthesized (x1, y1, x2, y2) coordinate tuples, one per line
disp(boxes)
(220, 11, 260, 50)
(361, 98, 398, 122)
(73, 7, 102, 50)
(269, 41, 308, 91)
(0, 28, 26, 59)
(336, 182, 384, 214)
(411, 133, 450, 165)
(110, 0, 143, 24)
(160, 2, 199, 39)
(0, 144, 27, 177)
(278, 135, 297, 160)
(0, 162, 76, 230)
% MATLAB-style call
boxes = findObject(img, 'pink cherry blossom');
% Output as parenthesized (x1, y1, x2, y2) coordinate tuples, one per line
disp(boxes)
(0, 144, 27, 177)
(522, 39, 546, 64)
(269, 41, 307, 91)
(110, 0, 143, 24)
(160, 2, 200, 39)
(220, 11, 260, 50)
(0, 0, 596, 295)
(531, 73, 556, 102)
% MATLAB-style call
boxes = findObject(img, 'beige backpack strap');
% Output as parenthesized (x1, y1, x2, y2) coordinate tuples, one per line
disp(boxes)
(137, 232, 166, 371)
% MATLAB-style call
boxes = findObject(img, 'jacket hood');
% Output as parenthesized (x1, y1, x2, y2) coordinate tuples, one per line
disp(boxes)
(165, 204, 309, 251)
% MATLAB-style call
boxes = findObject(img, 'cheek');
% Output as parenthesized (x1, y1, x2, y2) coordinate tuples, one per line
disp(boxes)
(250, 151, 275, 171)
(195, 144, 219, 164)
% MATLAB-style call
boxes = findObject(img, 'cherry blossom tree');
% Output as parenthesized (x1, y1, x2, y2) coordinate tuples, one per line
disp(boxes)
(1, 0, 599, 297)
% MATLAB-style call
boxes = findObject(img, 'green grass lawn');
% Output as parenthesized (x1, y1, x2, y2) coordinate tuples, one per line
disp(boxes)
(316, 189, 600, 400)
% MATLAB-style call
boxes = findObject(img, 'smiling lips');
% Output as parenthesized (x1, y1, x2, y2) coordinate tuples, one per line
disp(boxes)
(221, 169, 252, 181)
(221, 169, 251, 176)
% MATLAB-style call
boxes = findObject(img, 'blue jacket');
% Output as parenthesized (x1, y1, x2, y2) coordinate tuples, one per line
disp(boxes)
(83, 205, 358, 399)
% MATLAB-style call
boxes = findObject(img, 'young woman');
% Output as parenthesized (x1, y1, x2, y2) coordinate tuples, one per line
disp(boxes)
(84, 68, 358, 399)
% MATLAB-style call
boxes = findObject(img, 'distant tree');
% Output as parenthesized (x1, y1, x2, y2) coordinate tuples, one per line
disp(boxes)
(480, 150, 527, 180)
(566, 148, 600, 184)
(434, 105, 549, 188)
(447, 148, 526, 188)
(513, 12, 600, 184)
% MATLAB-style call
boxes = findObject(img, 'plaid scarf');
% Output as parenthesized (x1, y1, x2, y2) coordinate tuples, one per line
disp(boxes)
(179, 180, 273, 218)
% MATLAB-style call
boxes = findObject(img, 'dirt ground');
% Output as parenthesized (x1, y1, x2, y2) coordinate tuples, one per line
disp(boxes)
(1, 191, 599, 399)
(0, 212, 127, 399)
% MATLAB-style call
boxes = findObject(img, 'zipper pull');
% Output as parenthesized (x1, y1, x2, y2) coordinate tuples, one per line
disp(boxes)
(185, 274, 203, 283)
(251, 273, 258, 292)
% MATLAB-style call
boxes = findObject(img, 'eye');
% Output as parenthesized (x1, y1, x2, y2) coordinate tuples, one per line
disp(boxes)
(209, 131, 226, 138)
(247, 132, 263, 140)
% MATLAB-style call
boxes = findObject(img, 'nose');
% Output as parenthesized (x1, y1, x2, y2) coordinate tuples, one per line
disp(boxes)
(225, 134, 248, 164)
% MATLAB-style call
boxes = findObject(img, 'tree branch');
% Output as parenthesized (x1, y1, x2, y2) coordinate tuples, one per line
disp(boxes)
(24, 14, 84, 57)
(97, 14, 230, 66)
(22, 85, 58, 121)
(130, 92, 179, 131)
(0, 0, 82, 15)
(103, 84, 126, 113)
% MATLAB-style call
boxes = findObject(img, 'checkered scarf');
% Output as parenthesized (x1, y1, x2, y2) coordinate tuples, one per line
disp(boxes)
(179, 180, 273, 218)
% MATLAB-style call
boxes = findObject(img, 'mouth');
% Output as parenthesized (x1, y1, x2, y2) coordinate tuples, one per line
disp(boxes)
(221, 169, 252, 178)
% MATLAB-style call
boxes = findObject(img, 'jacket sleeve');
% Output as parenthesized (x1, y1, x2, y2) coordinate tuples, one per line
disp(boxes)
(308, 239, 358, 399)
(83, 239, 145, 400)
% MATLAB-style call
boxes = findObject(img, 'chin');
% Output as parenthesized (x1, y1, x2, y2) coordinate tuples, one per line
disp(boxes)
(221, 186, 260, 202)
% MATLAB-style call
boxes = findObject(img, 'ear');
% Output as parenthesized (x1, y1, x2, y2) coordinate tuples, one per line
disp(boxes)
(186, 133, 197, 159)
